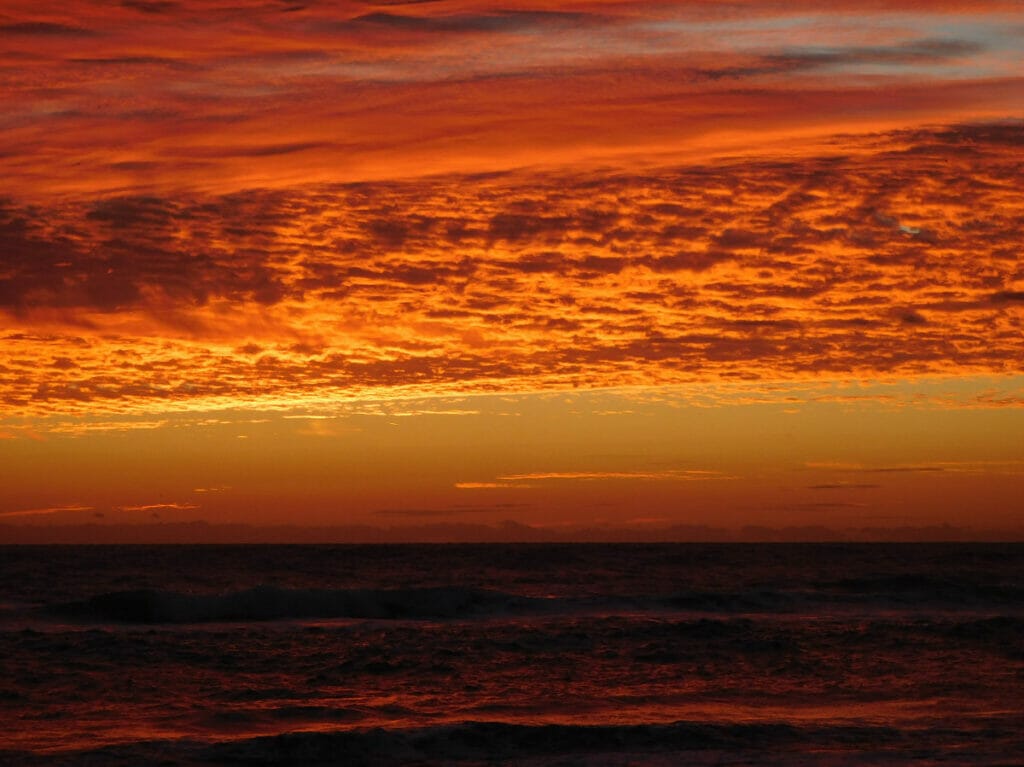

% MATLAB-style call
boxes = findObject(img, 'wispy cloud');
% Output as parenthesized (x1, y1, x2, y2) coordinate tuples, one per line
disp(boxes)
(373, 505, 521, 517)
(805, 460, 1024, 476)
(854, 466, 947, 474)
(0, 1, 1020, 196)
(496, 470, 726, 482)
(42, 420, 169, 435)
(455, 469, 727, 488)
(804, 462, 945, 474)
(115, 502, 199, 512)
(454, 482, 530, 490)
(0, 504, 94, 518)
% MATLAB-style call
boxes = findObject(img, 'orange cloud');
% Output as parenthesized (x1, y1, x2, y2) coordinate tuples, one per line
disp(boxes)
(0, 1, 1021, 196)
(496, 470, 726, 482)
(1, 0, 1021, 421)
(0, 504, 94, 518)
(115, 503, 199, 512)
(454, 482, 530, 490)
(1, 122, 1021, 417)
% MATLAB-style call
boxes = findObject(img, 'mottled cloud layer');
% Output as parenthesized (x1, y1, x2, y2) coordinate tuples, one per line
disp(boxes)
(1, 122, 1021, 416)
(1, 1, 1022, 418)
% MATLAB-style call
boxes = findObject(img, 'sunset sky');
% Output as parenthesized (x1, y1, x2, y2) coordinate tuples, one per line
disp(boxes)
(1, 0, 1022, 539)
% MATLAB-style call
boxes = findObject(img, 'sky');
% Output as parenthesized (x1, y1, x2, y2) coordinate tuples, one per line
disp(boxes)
(1, 0, 1022, 540)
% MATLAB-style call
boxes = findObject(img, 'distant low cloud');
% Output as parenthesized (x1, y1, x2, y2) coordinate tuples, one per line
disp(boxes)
(496, 470, 725, 482)
(346, 9, 598, 34)
(120, 0, 179, 13)
(454, 482, 528, 489)
(0, 504, 94, 518)
(808, 483, 881, 490)
(374, 505, 520, 517)
(0, 21, 97, 36)
(853, 466, 946, 474)
(116, 502, 199, 511)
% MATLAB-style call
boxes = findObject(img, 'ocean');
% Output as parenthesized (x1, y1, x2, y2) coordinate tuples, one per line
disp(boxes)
(1, 543, 1022, 765)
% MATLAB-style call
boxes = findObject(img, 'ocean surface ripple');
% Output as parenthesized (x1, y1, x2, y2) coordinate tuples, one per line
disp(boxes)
(2, 543, 1022, 765)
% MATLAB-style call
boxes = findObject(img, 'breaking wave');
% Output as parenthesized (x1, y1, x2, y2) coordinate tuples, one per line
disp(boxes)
(43, 577, 1024, 625)
(199, 720, 904, 763)
(1, 720, 930, 766)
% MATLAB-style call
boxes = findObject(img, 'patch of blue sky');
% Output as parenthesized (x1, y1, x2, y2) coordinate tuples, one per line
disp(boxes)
(791, 59, 999, 81)
(637, 13, 895, 49)
(250, 11, 1020, 85)
(639, 11, 1015, 54)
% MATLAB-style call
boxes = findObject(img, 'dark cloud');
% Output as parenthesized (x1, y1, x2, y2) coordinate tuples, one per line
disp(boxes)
(120, 0, 180, 12)
(808, 484, 881, 490)
(899, 310, 928, 325)
(0, 22, 97, 36)
(713, 228, 770, 250)
(350, 10, 597, 34)
(164, 142, 333, 159)
(363, 217, 412, 250)
(488, 212, 572, 244)
(643, 251, 731, 272)
(357, 0, 445, 5)
(499, 252, 566, 274)
(0, 196, 289, 312)
(87, 196, 181, 229)
(904, 121, 1024, 148)
(992, 291, 1024, 303)
(577, 255, 628, 275)
(67, 56, 195, 69)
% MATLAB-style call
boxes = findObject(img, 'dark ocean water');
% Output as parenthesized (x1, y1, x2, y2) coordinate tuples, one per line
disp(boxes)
(1, 543, 1022, 765)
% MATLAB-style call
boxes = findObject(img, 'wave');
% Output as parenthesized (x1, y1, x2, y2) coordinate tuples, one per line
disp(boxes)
(821, 575, 1024, 603)
(42, 577, 1024, 625)
(1, 720, 920, 766)
(202, 721, 905, 764)
(660, 589, 799, 612)
(46, 585, 815, 624)
(51, 586, 544, 624)
(4, 712, 1022, 766)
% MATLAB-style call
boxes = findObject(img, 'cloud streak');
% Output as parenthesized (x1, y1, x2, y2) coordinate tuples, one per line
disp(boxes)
(0, 504, 95, 518)
(0, 1, 1021, 195)
(115, 502, 199, 512)
(495, 470, 725, 482)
